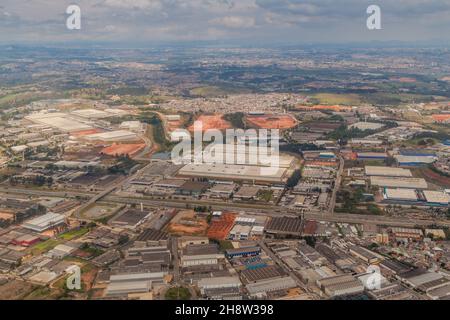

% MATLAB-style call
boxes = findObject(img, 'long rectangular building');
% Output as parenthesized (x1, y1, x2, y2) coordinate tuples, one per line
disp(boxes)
(365, 166, 412, 177)
(370, 176, 428, 189)
(22, 213, 65, 232)
(178, 163, 289, 184)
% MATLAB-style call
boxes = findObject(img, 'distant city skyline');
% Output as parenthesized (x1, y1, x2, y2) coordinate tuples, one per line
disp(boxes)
(1, 0, 450, 45)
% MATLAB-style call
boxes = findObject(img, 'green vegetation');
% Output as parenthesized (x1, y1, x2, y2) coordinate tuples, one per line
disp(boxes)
(286, 169, 302, 188)
(224, 112, 246, 129)
(257, 189, 274, 202)
(165, 287, 191, 300)
(58, 227, 90, 241)
(217, 240, 234, 251)
(107, 154, 138, 175)
(309, 93, 362, 105)
(31, 239, 62, 255)
(190, 86, 250, 98)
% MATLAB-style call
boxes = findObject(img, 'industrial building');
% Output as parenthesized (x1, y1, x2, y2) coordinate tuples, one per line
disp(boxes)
(178, 163, 290, 184)
(228, 225, 252, 240)
(317, 274, 365, 297)
(246, 276, 297, 297)
(110, 209, 153, 229)
(84, 130, 139, 142)
(181, 244, 224, 267)
(25, 112, 92, 132)
(370, 176, 428, 189)
(395, 155, 437, 166)
(357, 152, 388, 160)
(265, 217, 303, 238)
(226, 246, 261, 258)
(348, 245, 381, 264)
(389, 228, 423, 241)
(240, 265, 286, 284)
(105, 271, 168, 297)
(365, 166, 413, 177)
(22, 213, 65, 232)
(423, 190, 450, 206)
(197, 276, 242, 295)
(383, 188, 418, 202)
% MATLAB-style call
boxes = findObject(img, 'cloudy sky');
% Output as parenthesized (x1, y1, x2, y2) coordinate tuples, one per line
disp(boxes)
(0, 0, 449, 45)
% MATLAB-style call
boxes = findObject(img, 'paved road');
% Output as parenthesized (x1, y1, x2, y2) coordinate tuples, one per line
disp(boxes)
(171, 237, 180, 284)
(328, 155, 344, 216)
(1, 186, 449, 228)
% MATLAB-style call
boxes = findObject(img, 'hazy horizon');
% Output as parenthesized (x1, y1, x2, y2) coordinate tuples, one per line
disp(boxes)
(1, 1, 450, 45)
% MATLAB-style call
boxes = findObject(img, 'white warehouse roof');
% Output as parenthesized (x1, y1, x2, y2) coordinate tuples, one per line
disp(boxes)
(365, 166, 412, 177)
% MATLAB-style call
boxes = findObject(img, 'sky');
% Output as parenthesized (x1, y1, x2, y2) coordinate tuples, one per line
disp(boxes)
(0, 0, 449, 45)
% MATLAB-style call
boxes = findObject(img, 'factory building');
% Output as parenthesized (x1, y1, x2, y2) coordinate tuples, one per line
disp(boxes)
(246, 276, 297, 298)
(383, 188, 418, 202)
(226, 246, 261, 259)
(423, 190, 450, 206)
(357, 152, 388, 160)
(22, 213, 65, 232)
(181, 244, 224, 267)
(317, 274, 365, 298)
(197, 276, 242, 295)
(370, 176, 428, 189)
(395, 155, 437, 166)
(365, 166, 412, 177)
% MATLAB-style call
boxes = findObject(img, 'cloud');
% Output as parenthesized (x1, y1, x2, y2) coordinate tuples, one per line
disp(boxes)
(1, 0, 450, 43)
(210, 16, 256, 28)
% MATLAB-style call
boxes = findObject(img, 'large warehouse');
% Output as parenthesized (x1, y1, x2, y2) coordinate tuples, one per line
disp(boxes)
(178, 163, 291, 184)
(365, 166, 413, 177)
(370, 176, 428, 189)
(22, 213, 65, 232)
(423, 190, 450, 206)
(84, 130, 139, 142)
(25, 112, 92, 132)
(383, 188, 418, 202)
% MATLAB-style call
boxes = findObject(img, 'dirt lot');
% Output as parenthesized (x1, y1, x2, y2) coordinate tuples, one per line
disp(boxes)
(246, 114, 298, 129)
(101, 143, 146, 156)
(413, 167, 450, 188)
(188, 114, 231, 132)
(167, 210, 208, 236)
(0, 280, 36, 299)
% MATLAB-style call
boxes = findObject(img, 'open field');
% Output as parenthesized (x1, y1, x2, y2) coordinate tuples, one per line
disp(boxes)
(188, 114, 232, 132)
(80, 203, 121, 220)
(189, 86, 251, 97)
(0, 280, 37, 300)
(412, 167, 450, 189)
(70, 129, 103, 137)
(30, 239, 62, 255)
(246, 114, 298, 129)
(309, 93, 362, 105)
(101, 143, 146, 157)
(58, 227, 90, 241)
(167, 210, 208, 236)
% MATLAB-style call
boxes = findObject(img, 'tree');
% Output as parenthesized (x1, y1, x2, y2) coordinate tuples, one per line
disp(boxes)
(286, 169, 301, 188)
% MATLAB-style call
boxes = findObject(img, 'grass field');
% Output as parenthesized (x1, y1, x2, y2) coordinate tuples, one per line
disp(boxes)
(30, 239, 62, 255)
(58, 227, 90, 241)
(310, 93, 362, 105)
(190, 86, 251, 97)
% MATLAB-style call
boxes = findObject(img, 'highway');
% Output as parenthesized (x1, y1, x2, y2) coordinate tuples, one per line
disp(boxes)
(1, 185, 449, 228)
(327, 155, 344, 216)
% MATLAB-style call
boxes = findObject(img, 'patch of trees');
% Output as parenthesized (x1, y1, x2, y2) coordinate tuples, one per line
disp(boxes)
(224, 112, 246, 129)
(286, 169, 301, 188)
